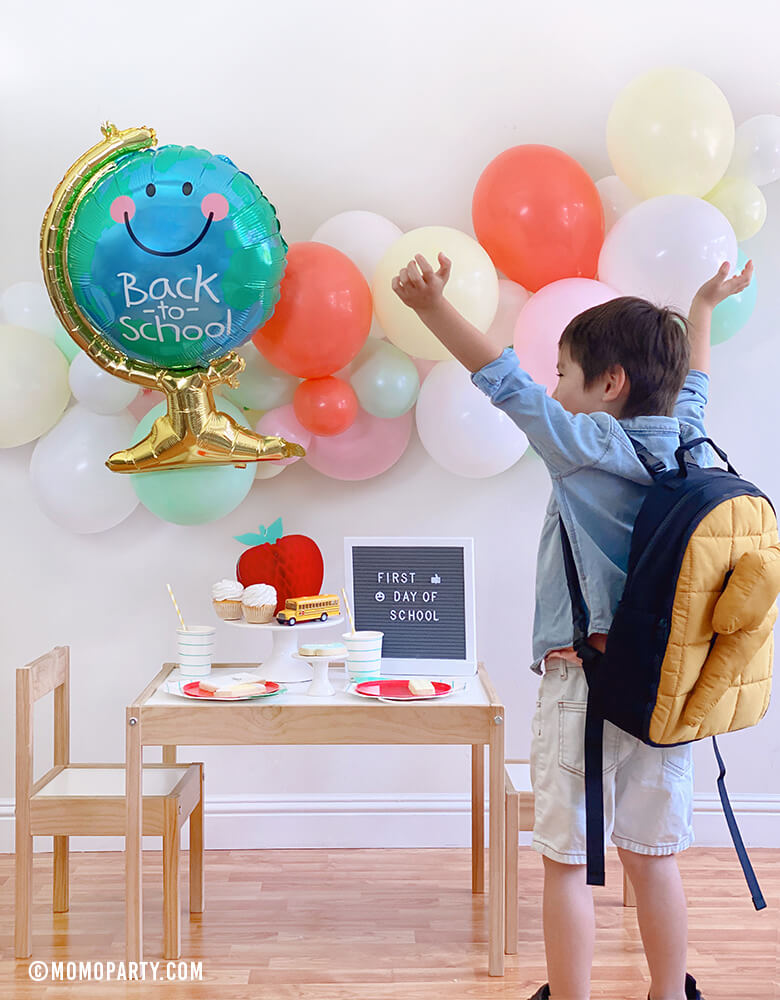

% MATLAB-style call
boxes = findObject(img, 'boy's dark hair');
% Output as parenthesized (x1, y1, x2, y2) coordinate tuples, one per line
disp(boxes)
(558, 297, 691, 418)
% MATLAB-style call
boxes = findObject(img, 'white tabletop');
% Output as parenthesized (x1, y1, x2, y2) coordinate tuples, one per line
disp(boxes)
(145, 665, 491, 708)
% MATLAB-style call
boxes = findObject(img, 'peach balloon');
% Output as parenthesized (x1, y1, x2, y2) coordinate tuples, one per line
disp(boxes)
(304, 409, 413, 481)
(513, 278, 620, 393)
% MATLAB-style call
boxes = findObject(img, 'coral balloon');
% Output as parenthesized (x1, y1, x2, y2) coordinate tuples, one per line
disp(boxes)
(373, 226, 499, 361)
(252, 242, 372, 378)
(513, 279, 620, 394)
(304, 408, 413, 480)
(293, 376, 359, 436)
(607, 68, 734, 199)
(472, 144, 604, 291)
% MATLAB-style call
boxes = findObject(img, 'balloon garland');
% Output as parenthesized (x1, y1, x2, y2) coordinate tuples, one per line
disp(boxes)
(1, 67, 772, 532)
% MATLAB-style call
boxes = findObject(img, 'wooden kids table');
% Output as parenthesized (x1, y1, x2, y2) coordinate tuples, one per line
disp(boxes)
(125, 661, 506, 975)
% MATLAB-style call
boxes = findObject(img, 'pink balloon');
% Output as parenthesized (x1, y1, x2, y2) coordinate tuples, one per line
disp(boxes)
(304, 408, 413, 480)
(513, 278, 620, 393)
(127, 389, 164, 420)
(413, 358, 437, 383)
(256, 404, 312, 466)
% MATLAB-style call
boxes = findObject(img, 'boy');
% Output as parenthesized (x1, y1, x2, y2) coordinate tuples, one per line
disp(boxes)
(392, 253, 753, 1000)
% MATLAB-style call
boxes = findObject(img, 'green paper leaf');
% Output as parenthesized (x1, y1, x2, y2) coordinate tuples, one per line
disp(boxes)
(234, 517, 284, 547)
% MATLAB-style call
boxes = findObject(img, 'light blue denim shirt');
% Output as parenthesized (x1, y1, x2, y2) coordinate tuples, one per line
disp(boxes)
(471, 347, 712, 674)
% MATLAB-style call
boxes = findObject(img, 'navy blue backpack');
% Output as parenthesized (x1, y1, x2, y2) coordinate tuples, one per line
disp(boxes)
(559, 436, 780, 910)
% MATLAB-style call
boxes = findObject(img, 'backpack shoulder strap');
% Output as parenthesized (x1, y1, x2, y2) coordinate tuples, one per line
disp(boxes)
(626, 436, 667, 479)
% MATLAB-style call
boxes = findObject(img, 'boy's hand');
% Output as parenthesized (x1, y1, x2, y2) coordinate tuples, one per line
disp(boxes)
(693, 259, 754, 309)
(392, 253, 452, 313)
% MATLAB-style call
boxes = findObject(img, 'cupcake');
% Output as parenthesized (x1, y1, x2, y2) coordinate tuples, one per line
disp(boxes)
(212, 579, 245, 620)
(242, 583, 277, 624)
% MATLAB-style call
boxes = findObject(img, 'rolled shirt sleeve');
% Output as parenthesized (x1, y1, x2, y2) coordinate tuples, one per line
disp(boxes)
(674, 369, 709, 438)
(471, 348, 614, 476)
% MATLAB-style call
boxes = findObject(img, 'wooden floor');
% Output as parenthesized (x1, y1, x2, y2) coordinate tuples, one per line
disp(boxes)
(0, 847, 777, 998)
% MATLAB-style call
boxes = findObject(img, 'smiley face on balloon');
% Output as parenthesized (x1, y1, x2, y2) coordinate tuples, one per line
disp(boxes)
(66, 144, 287, 371)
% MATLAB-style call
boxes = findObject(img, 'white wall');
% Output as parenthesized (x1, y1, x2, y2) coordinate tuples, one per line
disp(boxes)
(3, 0, 780, 851)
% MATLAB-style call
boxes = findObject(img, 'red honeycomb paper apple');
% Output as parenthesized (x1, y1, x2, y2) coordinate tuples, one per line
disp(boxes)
(236, 523, 324, 615)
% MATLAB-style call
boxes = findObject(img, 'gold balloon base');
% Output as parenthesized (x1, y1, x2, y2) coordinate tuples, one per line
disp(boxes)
(106, 362, 305, 473)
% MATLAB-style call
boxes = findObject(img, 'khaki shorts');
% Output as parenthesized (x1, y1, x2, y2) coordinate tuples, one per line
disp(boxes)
(530, 657, 695, 864)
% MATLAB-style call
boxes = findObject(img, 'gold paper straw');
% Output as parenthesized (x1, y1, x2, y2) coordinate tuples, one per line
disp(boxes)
(167, 583, 187, 630)
(341, 587, 356, 634)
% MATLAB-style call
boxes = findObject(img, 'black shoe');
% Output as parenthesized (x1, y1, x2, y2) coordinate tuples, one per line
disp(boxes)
(648, 973, 704, 1000)
(685, 974, 704, 1000)
(528, 987, 551, 1000)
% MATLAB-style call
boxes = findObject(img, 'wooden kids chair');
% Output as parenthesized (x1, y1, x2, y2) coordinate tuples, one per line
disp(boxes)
(504, 758, 636, 954)
(15, 646, 204, 960)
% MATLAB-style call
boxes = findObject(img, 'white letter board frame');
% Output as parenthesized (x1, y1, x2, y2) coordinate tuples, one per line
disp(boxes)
(343, 536, 477, 677)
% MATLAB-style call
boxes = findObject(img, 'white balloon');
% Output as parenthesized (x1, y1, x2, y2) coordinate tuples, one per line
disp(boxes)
(729, 114, 780, 187)
(415, 361, 528, 478)
(598, 195, 737, 312)
(595, 176, 640, 233)
(254, 462, 286, 480)
(312, 211, 402, 340)
(30, 406, 139, 533)
(1, 281, 59, 337)
(312, 211, 403, 283)
(488, 279, 531, 348)
(68, 351, 139, 414)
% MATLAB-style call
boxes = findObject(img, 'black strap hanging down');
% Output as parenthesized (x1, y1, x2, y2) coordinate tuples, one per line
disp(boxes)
(712, 736, 766, 910)
(558, 517, 606, 886)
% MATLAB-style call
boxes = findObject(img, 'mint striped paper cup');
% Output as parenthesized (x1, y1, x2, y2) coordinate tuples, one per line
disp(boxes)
(342, 630, 384, 682)
(177, 626, 216, 678)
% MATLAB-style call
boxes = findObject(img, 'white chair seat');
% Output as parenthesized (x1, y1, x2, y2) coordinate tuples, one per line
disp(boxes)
(33, 766, 191, 798)
(505, 761, 532, 793)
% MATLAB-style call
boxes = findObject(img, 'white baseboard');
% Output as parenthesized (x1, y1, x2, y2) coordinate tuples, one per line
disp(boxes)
(2, 793, 779, 854)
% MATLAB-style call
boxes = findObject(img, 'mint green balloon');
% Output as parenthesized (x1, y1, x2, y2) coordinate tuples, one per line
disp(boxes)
(350, 341, 420, 418)
(56, 328, 81, 363)
(711, 249, 757, 345)
(130, 398, 255, 524)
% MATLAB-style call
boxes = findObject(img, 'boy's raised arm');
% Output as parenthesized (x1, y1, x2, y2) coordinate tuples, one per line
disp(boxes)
(391, 253, 505, 372)
(686, 259, 754, 375)
(392, 253, 613, 475)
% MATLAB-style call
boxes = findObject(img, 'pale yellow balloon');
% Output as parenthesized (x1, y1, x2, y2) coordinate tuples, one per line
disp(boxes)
(372, 227, 499, 361)
(607, 67, 735, 199)
(0, 324, 70, 447)
(705, 176, 767, 241)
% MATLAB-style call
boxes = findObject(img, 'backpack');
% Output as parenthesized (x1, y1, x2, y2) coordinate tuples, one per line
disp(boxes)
(559, 435, 780, 910)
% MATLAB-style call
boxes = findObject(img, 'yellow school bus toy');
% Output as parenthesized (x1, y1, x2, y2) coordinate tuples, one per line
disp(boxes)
(276, 594, 340, 625)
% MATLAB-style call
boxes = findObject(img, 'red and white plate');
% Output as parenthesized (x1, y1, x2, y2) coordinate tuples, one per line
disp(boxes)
(182, 680, 283, 701)
(352, 679, 453, 701)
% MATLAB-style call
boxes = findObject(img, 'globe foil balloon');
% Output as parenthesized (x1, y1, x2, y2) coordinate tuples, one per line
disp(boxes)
(40, 123, 305, 472)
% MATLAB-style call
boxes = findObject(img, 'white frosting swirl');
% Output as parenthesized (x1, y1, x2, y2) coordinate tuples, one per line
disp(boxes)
(242, 583, 277, 608)
(212, 579, 244, 601)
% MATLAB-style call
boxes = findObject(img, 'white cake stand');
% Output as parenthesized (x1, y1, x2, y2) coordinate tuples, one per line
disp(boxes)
(222, 617, 345, 683)
(292, 652, 344, 697)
